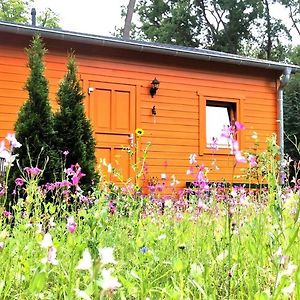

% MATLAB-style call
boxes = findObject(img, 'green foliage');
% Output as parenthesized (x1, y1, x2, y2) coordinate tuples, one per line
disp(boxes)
(277, 0, 300, 36)
(13, 35, 59, 185)
(0, 163, 300, 298)
(198, 0, 263, 54)
(0, 0, 60, 28)
(136, 0, 201, 47)
(36, 8, 60, 29)
(0, 0, 31, 23)
(284, 73, 300, 160)
(120, 0, 295, 59)
(54, 54, 98, 192)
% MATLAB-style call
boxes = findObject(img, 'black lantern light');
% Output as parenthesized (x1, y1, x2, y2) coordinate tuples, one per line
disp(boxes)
(150, 77, 160, 97)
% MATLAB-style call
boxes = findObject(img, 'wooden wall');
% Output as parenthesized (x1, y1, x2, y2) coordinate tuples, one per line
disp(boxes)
(0, 32, 280, 187)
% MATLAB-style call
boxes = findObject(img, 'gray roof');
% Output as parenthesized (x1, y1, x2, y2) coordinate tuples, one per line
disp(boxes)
(0, 20, 299, 73)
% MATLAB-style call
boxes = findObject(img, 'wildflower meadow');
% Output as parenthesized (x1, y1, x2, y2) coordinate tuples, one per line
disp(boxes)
(0, 122, 300, 300)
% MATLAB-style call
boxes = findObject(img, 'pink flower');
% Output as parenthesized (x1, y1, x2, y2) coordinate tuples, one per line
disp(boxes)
(66, 216, 77, 233)
(232, 140, 239, 152)
(24, 167, 42, 177)
(248, 155, 257, 167)
(210, 137, 218, 151)
(221, 125, 233, 139)
(63, 150, 69, 156)
(235, 151, 247, 163)
(15, 177, 25, 186)
(186, 166, 193, 175)
(235, 121, 245, 131)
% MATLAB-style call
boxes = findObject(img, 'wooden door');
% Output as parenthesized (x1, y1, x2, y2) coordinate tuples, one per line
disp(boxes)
(88, 82, 136, 182)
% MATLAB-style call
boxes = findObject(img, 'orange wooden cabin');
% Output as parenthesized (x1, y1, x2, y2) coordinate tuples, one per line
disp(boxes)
(0, 21, 299, 188)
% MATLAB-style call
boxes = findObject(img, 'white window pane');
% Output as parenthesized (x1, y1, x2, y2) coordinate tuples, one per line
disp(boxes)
(206, 106, 231, 148)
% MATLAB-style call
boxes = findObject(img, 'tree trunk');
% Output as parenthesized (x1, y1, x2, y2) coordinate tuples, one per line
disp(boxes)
(123, 0, 136, 38)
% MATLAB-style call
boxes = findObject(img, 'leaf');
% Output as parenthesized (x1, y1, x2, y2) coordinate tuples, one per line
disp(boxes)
(173, 258, 184, 272)
(28, 271, 47, 293)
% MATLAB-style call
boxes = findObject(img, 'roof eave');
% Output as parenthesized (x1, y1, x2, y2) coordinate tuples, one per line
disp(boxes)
(1, 21, 299, 74)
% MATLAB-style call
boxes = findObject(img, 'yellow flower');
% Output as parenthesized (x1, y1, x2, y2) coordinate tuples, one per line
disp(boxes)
(135, 128, 144, 137)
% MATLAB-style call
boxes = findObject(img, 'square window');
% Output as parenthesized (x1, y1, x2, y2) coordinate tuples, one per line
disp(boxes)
(206, 100, 236, 148)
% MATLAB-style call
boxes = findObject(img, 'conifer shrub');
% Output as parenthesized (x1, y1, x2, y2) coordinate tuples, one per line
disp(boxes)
(54, 54, 98, 192)
(12, 35, 59, 187)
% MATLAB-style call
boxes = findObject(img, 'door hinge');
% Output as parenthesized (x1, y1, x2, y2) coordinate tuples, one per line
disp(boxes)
(88, 87, 94, 95)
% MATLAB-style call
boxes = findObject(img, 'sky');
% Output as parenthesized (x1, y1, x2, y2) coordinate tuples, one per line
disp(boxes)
(33, 1, 298, 45)
(33, 0, 128, 36)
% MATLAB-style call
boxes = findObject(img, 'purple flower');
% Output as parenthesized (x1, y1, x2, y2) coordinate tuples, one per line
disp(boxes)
(3, 210, 12, 218)
(235, 121, 245, 131)
(108, 201, 116, 215)
(59, 180, 72, 188)
(0, 186, 6, 197)
(66, 164, 85, 186)
(66, 216, 77, 233)
(15, 177, 25, 187)
(140, 246, 148, 254)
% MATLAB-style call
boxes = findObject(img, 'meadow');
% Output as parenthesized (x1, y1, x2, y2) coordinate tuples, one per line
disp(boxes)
(0, 130, 299, 299)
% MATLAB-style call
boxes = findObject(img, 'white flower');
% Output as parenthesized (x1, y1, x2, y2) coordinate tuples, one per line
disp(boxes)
(99, 268, 121, 291)
(0, 140, 5, 152)
(41, 246, 58, 265)
(285, 262, 297, 276)
(76, 249, 93, 270)
(165, 199, 173, 208)
(107, 163, 112, 173)
(40, 233, 53, 248)
(274, 247, 283, 257)
(0, 148, 17, 167)
(157, 234, 166, 240)
(161, 173, 167, 180)
(36, 223, 43, 234)
(277, 262, 298, 285)
(190, 263, 204, 277)
(189, 153, 197, 165)
(251, 131, 258, 139)
(216, 250, 228, 261)
(74, 288, 91, 300)
(49, 217, 56, 227)
(99, 247, 117, 265)
(6, 133, 22, 148)
(282, 282, 295, 295)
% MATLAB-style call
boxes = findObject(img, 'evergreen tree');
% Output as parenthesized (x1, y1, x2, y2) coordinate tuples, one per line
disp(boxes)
(13, 35, 59, 183)
(54, 54, 98, 192)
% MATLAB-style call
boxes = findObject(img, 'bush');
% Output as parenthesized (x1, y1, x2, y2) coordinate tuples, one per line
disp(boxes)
(12, 35, 59, 191)
(54, 54, 98, 192)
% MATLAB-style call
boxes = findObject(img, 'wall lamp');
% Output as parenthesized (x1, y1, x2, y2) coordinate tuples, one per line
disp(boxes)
(150, 77, 160, 97)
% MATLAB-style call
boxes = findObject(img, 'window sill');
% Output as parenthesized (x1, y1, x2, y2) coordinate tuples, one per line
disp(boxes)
(203, 148, 233, 156)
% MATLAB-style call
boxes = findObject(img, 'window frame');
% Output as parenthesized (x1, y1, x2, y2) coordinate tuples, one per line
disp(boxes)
(199, 95, 244, 156)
